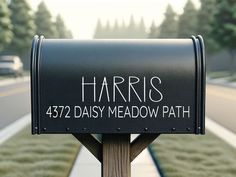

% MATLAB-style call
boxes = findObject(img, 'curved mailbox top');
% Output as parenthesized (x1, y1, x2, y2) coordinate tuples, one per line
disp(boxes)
(31, 35, 205, 134)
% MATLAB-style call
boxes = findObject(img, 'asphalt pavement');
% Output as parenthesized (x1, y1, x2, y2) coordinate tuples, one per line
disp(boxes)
(0, 80, 30, 129)
(207, 84, 236, 133)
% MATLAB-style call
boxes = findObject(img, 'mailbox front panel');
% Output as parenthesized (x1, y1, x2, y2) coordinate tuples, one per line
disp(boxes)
(31, 36, 205, 134)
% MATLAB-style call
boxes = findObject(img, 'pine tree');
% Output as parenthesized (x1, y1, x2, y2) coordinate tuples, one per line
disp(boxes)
(55, 15, 72, 38)
(149, 21, 158, 38)
(93, 17, 146, 39)
(35, 2, 56, 38)
(197, 0, 218, 54)
(159, 4, 177, 38)
(104, 21, 111, 38)
(9, 0, 35, 54)
(66, 30, 73, 38)
(120, 20, 127, 38)
(113, 19, 120, 39)
(178, 0, 198, 37)
(137, 18, 147, 38)
(0, 0, 12, 52)
(211, 0, 236, 75)
(94, 19, 102, 38)
(127, 15, 136, 38)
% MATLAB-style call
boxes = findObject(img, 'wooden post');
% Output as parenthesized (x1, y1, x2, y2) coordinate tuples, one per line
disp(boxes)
(74, 133, 159, 177)
(102, 134, 131, 177)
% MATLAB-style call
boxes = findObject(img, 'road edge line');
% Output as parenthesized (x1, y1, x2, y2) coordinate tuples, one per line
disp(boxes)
(206, 117, 236, 149)
(0, 113, 30, 145)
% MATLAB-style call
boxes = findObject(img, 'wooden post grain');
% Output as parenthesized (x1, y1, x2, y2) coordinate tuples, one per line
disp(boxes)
(102, 134, 130, 177)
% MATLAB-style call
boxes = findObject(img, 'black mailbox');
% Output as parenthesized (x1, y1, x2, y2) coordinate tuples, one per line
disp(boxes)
(31, 35, 205, 134)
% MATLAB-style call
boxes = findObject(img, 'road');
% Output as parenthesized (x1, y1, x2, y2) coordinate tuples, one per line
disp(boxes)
(207, 84, 236, 133)
(0, 79, 235, 134)
(0, 80, 30, 129)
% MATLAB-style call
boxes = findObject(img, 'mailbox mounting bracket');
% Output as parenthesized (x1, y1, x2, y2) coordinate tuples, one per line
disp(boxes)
(73, 134, 160, 177)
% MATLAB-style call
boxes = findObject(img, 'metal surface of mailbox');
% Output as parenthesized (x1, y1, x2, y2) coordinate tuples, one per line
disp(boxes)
(31, 35, 205, 134)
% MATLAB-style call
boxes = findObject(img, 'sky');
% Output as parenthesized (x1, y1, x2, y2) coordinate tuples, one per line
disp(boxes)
(30, 0, 200, 39)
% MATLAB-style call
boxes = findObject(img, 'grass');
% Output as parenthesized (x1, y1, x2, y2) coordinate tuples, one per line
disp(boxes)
(0, 75, 13, 81)
(150, 131, 236, 177)
(0, 126, 81, 177)
(227, 74, 236, 82)
(207, 71, 231, 79)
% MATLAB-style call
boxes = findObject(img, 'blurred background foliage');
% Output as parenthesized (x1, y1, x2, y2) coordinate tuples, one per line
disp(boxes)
(0, 0, 72, 70)
(0, 0, 235, 75)
(93, 0, 236, 77)
(94, 16, 147, 39)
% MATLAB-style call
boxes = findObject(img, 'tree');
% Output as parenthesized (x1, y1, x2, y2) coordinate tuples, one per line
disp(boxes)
(0, 0, 12, 52)
(137, 18, 147, 38)
(9, 0, 35, 55)
(93, 17, 146, 39)
(94, 19, 103, 38)
(55, 15, 72, 38)
(104, 21, 111, 38)
(120, 20, 127, 38)
(113, 19, 120, 39)
(211, 0, 236, 75)
(178, 0, 198, 37)
(148, 21, 158, 38)
(159, 4, 178, 38)
(66, 30, 73, 38)
(35, 2, 56, 38)
(197, 0, 218, 54)
(127, 15, 136, 38)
